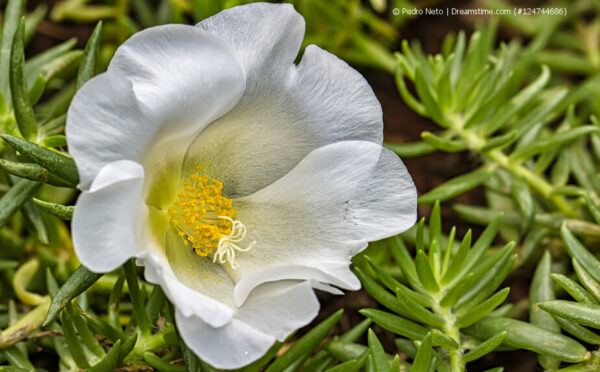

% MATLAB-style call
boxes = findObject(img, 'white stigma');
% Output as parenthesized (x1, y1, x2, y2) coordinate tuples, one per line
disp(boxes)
(213, 216, 255, 270)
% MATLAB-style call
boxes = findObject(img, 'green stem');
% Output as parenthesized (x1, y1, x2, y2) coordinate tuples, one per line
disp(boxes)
(432, 297, 465, 372)
(450, 116, 576, 218)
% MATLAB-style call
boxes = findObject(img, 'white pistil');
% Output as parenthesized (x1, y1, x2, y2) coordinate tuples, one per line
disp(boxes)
(213, 216, 255, 269)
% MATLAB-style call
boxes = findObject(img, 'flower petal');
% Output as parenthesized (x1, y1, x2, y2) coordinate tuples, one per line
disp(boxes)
(176, 313, 274, 370)
(187, 5, 383, 198)
(235, 280, 319, 341)
(72, 160, 145, 273)
(197, 3, 304, 90)
(139, 251, 234, 328)
(232, 141, 417, 304)
(67, 25, 245, 189)
(108, 24, 245, 137)
(176, 281, 319, 369)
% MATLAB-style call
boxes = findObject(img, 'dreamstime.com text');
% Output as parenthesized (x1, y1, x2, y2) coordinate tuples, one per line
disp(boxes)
(393, 7, 567, 16)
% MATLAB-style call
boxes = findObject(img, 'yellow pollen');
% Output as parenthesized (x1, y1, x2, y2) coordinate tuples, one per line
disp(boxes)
(167, 166, 254, 268)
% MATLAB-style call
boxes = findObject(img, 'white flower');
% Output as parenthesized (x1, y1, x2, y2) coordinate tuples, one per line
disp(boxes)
(66, 3, 417, 369)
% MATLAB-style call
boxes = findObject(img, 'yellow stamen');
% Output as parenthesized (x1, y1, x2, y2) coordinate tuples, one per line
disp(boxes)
(167, 166, 254, 268)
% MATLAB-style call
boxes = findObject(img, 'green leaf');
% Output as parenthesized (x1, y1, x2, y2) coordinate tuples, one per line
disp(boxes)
(21, 197, 48, 244)
(118, 332, 138, 362)
(0, 300, 49, 347)
(465, 213, 503, 267)
(0, 159, 74, 187)
(27, 74, 45, 105)
(511, 126, 600, 160)
(414, 66, 445, 124)
(46, 268, 59, 297)
(555, 317, 600, 345)
(455, 245, 515, 308)
(39, 50, 82, 84)
(530, 250, 560, 372)
(368, 329, 390, 372)
(354, 267, 415, 320)
(75, 303, 123, 342)
(480, 130, 518, 152)
(561, 224, 600, 283)
(40, 135, 67, 148)
(396, 287, 444, 327)
(324, 351, 368, 372)
(415, 250, 439, 293)
(572, 259, 600, 303)
(429, 329, 459, 349)
(383, 141, 435, 158)
(418, 166, 493, 205)
(265, 310, 343, 372)
(463, 331, 506, 362)
(421, 131, 468, 152)
(88, 340, 122, 372)
(9, 18, 38, 141)
(0, 179, 41, 229)
(464, 317, 589, 363)
(1, 135, 79, 186)
(0, 0, 23, 104)
(581, 191, 600, 225)
(33, 198, 74, 220)
(67, 303, 105, 358)
(510, 177, 534, 233)
(394, 67, 427, 117)
(551, 273, 597, 305)
(2, 347, 34, 370)
(539, 300, 600, 329)
(124, 260, 150, 333)
(44, 265, 103, 326)
(484, 65, 550, 135)
(411, 332, 433, 372)
(326, 341, 367, 362)
(25, 38, 76, 85)
(440, 272, 474, 308)
(429, 200, 442, 251)
(24, 4, 47, 44)
(359, 309, 428, 340)
(530, 251, 561, 330)
(365, 257, 431, 307)
(455, 288, 510, 328)
(143, 352, 186, 372)
(388, 236, 422, 290)
(60, 309, 89, 368)
(77, 21, 102, 89)
(441, 229, 471, 284)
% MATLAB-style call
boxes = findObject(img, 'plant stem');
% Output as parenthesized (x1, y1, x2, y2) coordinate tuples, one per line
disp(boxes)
(450, 116, 576, 218)
(432, 296, 465, 372)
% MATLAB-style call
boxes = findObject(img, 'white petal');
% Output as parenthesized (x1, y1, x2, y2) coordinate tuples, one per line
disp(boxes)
(72, 160, 145, 273)
(176, 311, 274, 370)
(138, 252, 234, 328)
(197, 3, 304, 91)
(232, 141, 417, 303)
(67, 24, 245, 189)
(235, 280, 319, 341)
(176, 281, 319, 369)
(67, 73, 149, 189)
(108, 24, 245, 139)
(164, 227, 237, 308)
(188, 5, 382, 198)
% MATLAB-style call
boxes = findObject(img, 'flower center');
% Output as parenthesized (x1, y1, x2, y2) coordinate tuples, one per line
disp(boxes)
(166, 166, 254, 269)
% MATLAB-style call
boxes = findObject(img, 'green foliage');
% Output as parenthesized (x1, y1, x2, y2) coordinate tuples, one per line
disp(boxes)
(356, 202, 518, 371)
(4, 0, 600, 371)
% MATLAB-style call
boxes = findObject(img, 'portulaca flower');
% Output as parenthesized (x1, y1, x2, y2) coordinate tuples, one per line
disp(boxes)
(67, 3, 417, 369)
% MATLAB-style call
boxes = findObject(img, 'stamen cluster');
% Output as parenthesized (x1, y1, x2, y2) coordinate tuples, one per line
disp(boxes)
(167, 166, 235, 257)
